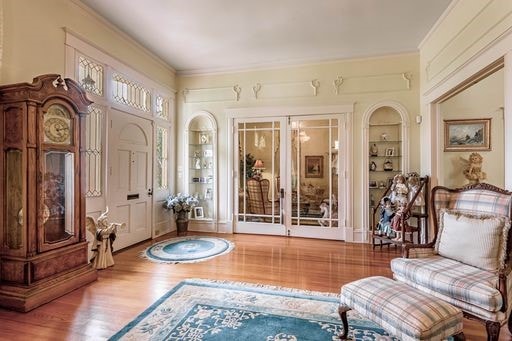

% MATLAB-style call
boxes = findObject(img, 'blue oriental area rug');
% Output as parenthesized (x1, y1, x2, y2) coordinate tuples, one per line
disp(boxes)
(142, 236, 234, 264)
(109, 279, 399, 341)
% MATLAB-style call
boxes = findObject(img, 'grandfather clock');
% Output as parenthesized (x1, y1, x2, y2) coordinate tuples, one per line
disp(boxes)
(0, 74, 97, 312)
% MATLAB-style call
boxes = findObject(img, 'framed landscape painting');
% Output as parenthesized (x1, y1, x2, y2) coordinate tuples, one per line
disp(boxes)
(444, 118, 491, 151)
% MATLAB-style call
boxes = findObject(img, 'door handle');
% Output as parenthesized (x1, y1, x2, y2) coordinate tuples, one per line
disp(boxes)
(280, 188, 285, 223)
(147, 188, 153, 196)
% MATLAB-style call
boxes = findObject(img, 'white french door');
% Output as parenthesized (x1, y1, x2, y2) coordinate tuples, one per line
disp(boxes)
(108, 109, 153, 249)
(234, 115, 346, 240)
(235, 118, 287, 235)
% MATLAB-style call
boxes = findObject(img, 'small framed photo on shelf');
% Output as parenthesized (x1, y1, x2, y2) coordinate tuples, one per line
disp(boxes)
(194, 206, 204, 219)
(385, 147, 395, 156)
(199, 133, 210, 144)
(203, 149, 213, 157)
(369, 180, 378, 188)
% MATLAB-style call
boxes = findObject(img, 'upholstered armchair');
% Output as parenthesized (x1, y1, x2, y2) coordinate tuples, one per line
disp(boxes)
(246, 178, 280, 217)
(391, 183, 512, 341)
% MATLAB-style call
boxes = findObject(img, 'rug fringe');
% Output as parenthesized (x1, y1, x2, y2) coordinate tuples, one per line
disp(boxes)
(182, 278, 340, 298)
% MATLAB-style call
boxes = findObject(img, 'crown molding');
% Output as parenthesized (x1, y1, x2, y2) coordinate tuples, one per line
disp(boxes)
(177, 51, 419, 78)
(69, 0, 176, 75)
(418, 0, 459, 50)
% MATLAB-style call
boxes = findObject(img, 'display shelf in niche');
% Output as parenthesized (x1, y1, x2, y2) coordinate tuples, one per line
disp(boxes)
(185, 112, 217, 228)
(365, 105, 407, 234)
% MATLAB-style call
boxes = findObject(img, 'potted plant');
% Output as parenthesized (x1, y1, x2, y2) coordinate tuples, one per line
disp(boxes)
(163, 193, 199, 236)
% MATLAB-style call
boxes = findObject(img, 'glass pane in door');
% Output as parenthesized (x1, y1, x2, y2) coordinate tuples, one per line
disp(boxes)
(291, 118, 339, 228)
(237, 121, 281, 224)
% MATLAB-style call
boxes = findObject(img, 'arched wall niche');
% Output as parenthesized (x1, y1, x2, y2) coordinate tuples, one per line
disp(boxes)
(361, 100, 410, 236)
(184, 110, 218, 232)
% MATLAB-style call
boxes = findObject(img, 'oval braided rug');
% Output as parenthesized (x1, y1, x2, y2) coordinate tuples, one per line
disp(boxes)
(142, 236, 234, 264)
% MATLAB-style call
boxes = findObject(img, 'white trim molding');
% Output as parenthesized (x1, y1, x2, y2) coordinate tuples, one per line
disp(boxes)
(250, 79, 320, 100)
(225, 104, 355, 241)
(332, 72, 412, 95)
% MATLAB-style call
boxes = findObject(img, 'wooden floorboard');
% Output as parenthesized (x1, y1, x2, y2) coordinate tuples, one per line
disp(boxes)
(0, 232, 508, 340)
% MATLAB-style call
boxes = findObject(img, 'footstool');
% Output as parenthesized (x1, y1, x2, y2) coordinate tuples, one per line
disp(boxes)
(339, 276, 465, 340)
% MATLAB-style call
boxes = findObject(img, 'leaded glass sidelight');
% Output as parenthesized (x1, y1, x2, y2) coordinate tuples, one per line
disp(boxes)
(85, 105, 103, 197)
(156, 126, 169, 189)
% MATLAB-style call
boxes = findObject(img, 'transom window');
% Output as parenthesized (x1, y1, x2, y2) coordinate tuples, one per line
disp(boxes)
(78, 56, 104, 96)
(112, 73, 151, 112)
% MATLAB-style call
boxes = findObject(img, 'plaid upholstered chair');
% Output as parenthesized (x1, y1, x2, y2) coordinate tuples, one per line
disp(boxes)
(246, 178, 280, 218)
(391, 183, 512, 341)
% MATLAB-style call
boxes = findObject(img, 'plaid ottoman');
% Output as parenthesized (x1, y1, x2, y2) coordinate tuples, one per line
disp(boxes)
(339, 276, 465, 341)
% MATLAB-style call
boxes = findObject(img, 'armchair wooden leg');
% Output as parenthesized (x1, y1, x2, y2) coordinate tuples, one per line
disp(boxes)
(338, 306, 349, 340)
(485, 321, 501, 341)
(508, 313, 512, 334)
(452, 332, 465, 340)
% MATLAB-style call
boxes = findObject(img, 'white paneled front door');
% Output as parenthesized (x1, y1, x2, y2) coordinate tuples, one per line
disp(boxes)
(108, 109, 153, 249)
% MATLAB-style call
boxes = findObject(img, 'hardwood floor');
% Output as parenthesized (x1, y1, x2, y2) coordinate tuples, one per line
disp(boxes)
(0, 232, 508, 340)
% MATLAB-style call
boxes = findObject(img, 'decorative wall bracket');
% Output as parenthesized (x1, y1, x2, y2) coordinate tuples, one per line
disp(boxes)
(233, 85, 241, 101)
(252, 83, 262, 99)
(333, 76, 344, 95)
(311, 79, 320, 96)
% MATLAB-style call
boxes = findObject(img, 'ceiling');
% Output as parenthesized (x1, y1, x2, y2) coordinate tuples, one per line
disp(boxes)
(80, 0, 452, 75)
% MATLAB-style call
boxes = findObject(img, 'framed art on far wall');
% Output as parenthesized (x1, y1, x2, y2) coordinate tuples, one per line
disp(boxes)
(305, 155, 323, 178)
(444, 118, 491, 151)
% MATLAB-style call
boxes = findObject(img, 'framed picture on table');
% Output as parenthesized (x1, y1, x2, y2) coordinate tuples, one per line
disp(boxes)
(194, 207, 204, 219)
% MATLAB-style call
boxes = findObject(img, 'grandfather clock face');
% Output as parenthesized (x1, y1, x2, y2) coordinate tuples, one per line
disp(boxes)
(43, 104, 72, 145)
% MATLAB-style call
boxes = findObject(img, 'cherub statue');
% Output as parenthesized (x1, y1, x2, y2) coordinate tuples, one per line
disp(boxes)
(86, 207, 125, 269)
(461, 152, 486, 184)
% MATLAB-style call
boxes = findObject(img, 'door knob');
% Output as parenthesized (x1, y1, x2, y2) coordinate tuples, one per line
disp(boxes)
(147, 188, 153, 196)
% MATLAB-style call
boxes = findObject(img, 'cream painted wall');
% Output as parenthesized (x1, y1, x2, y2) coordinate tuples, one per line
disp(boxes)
(419, 0, 512, 189)
(177, 54, 421, 237)
(440, 69, 504, 188)
(0, 0, 175, 88)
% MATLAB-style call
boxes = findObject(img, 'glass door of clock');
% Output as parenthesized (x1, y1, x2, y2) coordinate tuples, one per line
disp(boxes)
(39, 102, 80, 252)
